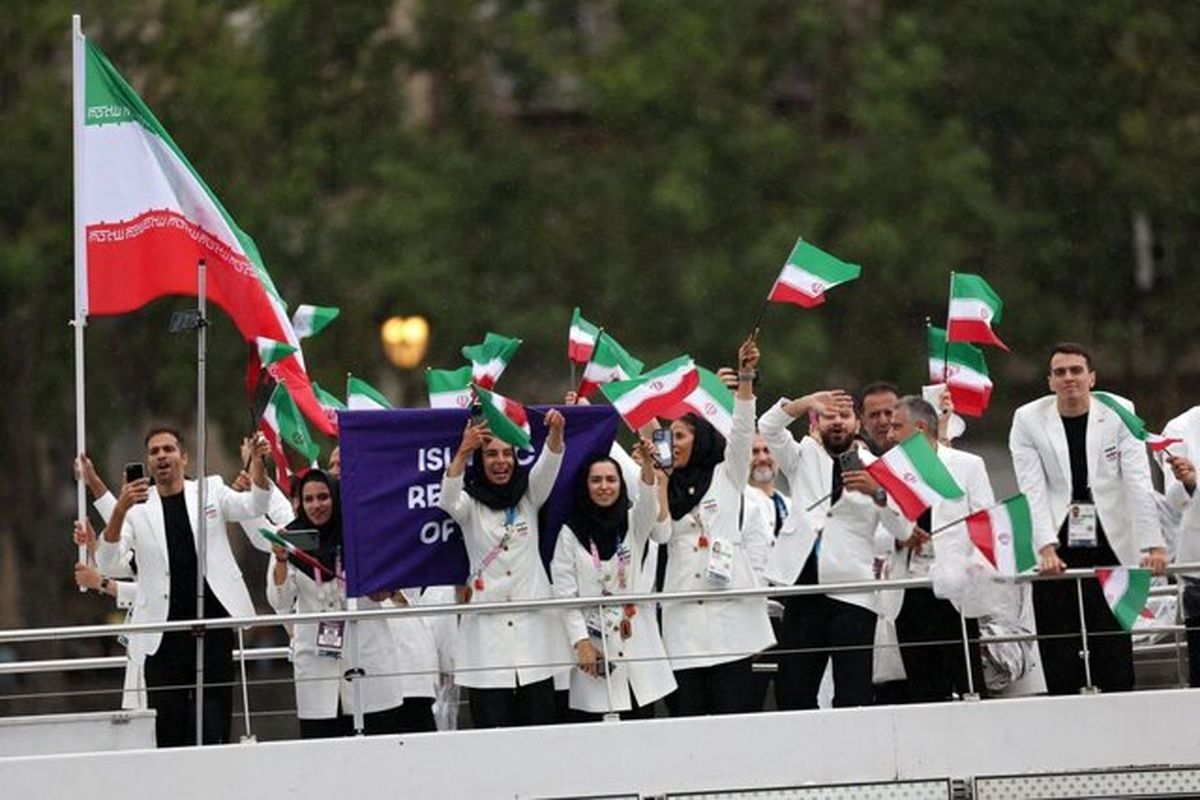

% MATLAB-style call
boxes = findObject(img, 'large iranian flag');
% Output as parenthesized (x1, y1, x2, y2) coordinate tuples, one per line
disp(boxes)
(577, 331, 644, 398)
(462, 332, 521, 390)
(661, 367, 735, 437)
(78, 40, 334, 434)
(865, 433, 964, 521)
(1096, 567, 1152, 631)
(767, 238, 861, 309)
(600, 356, 700, 430)
(946, 273, 1008, 351)
(966, 495, 1037, 576)
(927, 325, 992, 417)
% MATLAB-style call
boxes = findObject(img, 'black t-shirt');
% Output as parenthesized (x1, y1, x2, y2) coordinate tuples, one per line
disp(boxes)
(161, 492, 230, 621)
(1058, 412, 1117, 566)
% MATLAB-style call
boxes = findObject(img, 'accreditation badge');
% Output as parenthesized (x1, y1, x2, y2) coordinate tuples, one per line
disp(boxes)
(706, 537, 734, 584)
(1067, 502, 1098, 548)
(316, 620, 346, 657)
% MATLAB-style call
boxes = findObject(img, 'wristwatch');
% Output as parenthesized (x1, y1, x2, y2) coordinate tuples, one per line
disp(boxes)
(872, 488, 887, 507)
(99, 577, 110, 593)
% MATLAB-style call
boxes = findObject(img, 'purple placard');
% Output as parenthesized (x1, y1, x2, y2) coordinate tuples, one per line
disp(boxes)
(340, 404, 619, 596)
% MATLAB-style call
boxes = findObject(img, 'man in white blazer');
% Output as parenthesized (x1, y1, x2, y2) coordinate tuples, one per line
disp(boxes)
(97, 426, 276, 746)
(1158, 406, 1200, 687)
(759, 390, 914, 710)
(887, 395, 995, 701)
(1008, 343, 1167, 695)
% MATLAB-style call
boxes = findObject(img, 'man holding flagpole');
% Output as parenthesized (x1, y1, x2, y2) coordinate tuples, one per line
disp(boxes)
(1008, 343, 1167, 695)
(97, 428, 276, 746)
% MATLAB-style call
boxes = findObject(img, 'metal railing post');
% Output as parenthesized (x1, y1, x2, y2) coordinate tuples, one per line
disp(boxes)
(237, 628, 255, 743)
(597, 601, 619, 722)
(959, 607, 979, 701)
(1076, 577, 1099, 694)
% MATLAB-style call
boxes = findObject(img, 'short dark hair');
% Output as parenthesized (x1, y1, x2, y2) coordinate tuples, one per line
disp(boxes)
(1048, 342, 1093, 372)
(144, 426, 186, 451)
(896, 395, 938, 433)
(860, 380, 900, 400)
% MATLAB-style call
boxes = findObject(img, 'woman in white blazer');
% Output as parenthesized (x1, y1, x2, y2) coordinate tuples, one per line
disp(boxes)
(551, 443, 676, 719)
(439, 409, 571, 728)
(268, 470, 405, 737)
(653, 340, 775, 715)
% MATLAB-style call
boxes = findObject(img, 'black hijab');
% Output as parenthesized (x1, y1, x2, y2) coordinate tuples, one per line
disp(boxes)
(464, 439, 530, 510)
(667, 414, 727, 520)
(286, 469, 342, 580)
(566, 455, 630, 560)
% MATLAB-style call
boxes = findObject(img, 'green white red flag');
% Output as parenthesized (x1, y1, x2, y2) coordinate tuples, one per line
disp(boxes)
(1093, 392, 1182, 452)
(927, 325, 992, 417)
(946, 273, 1008, 350)
(767, 238, 861, 309)
(255, 336, 297, 367)
(577, 331, 644, 398)
(661, 367, 735, 437)
(865, 433, 964, 521)
(78, 39, 334, 435)
(310, 382, 345, 430)
(472, 384, 532, 450)
(261, 384, 321, 464)
(427, 366, 474, 410)
(568, 307, 601, 366)
(600, 356, 700, 430)
(462, 333, 521, 390)
(1096, 567, 1153, 631)
(258, 528, 338, 580)
(346, 375, 392, 410)
(291, 305, 340, 339)
(966, 495, 1037, 576)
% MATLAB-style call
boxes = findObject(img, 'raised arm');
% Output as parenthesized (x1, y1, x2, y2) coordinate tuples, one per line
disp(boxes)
(440, 421, 486, 524)
(528, 409, 566, 508)
(722, 338, 760, 489)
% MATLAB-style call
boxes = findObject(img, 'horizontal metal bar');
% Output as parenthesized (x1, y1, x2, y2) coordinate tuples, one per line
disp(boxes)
(0, 647, 290, 677)
(2, 563, 1196, 647)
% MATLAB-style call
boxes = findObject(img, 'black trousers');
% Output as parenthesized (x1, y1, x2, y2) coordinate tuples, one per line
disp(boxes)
(396, 697, 437, 733)
(749, 617, 784, 712)
(671, 657, 757, 716)
(565, 694, 659, 723)
(776, 594, 875, 710)
(143, 629, 235, 748)
(1033, 576, 1133, 694)
(468, 678, 557, 728)
(894, 587, 985, 702)
(298, 703, 406, 739)
(1182, 582, 1200, 688)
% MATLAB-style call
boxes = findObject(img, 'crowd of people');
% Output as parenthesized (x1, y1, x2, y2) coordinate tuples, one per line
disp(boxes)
(70, 339, 1200, 747)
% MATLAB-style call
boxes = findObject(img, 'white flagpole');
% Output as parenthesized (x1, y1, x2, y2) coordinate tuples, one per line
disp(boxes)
(72, 14, 89, 576)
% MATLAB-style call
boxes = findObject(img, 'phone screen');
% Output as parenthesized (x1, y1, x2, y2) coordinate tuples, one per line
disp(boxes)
(651, 429, 673, 469)
(469, 402, 485, 427)
(123, 462, 145, 484)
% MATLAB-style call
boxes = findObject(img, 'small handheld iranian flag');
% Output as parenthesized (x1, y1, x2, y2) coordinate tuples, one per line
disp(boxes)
(927, 325, 992, 417)
(261, 384, 321, 464)
(577, 331, 645, 398)
(472, 384, 532, 450)
(310, 382, 345, 429)
(427, 366, 474, 410)
(866, 433, 964, 520)
(966, 495, 1037, 576)
(291, 305, 340, 339)
(346, 375, 393, 410)
(600, 356, 701, 430)
(661, 367, 735, 437)
(258, 528, 338, 580)
(767, 238, 862, 309)
(255, 337, 297, 367)
(568, 307, 601, 365)
(946, 273, 1008, 350)
(1096, 567, 1152, 631)
(462, 333, 522, 390)
(1093, 392, 1181, 452)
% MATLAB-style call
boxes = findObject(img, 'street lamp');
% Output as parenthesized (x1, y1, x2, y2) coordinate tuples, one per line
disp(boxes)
(380, 315, 430, 369)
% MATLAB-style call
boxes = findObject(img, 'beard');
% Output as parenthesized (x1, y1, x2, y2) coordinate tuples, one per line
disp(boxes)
(751, 465, 775, 484)
(820, 430, 854, 455)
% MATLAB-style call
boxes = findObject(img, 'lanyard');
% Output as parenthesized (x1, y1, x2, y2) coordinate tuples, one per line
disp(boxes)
(473, 508, 515, 591)
(689, 510, 710, 549)
(589, 540, 629, 592)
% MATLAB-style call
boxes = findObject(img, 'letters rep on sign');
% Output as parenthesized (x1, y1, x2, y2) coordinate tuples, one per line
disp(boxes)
(339, 405, 620, 596)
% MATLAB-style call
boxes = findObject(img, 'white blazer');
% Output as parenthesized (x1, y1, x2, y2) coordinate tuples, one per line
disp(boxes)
(387, 589, 441, 701)
(550, 471, 676, 713)
(95, 477, 273, 665)
(744, 487, 791, 591)
(438, 447, 572, 689)
(758, 401, 911, 612)
(267, 565, 405, 719)
(1008, 394, 1163, 563)
(1160, 406, 1200, 570)
(652, 397, 776, 670)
